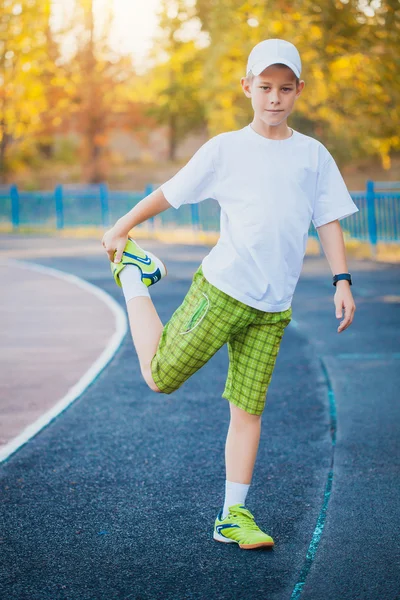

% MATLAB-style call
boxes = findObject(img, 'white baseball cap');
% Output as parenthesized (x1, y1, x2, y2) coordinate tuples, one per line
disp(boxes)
(246, 39, 301, 78)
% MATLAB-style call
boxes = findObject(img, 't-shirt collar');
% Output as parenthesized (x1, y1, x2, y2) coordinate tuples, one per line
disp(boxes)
(246, 123, 296, 143)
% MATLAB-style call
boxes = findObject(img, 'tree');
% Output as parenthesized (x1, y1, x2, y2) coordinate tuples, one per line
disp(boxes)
(65, 0, 136, 182)
(144, 0, 208, 160)
(0, 0, 51, 181)
(195, 0, 400, 167)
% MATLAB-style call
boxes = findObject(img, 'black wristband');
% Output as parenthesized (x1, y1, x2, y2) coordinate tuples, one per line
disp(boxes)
(333, 273, 352, 286)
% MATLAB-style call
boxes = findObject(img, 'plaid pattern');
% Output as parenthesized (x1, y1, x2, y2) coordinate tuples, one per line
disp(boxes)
(151, 265, 292, 415)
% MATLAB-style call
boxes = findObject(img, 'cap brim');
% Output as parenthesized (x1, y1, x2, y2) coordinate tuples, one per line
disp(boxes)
(249, 59, 300, 78)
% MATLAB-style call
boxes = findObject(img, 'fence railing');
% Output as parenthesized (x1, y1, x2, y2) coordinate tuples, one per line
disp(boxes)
(1, 181, 399, 252)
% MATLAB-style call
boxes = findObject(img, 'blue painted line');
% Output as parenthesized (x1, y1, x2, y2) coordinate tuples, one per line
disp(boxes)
(290, 357, 337, 600)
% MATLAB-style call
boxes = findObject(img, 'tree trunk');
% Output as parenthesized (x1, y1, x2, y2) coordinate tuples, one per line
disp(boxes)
(0, 119, 9, 184)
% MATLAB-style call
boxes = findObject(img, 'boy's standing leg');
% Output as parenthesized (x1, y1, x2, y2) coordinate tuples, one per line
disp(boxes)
(222, 403, 262, 517)
(214, 398, 277, 549)
(214, 308, 292, 548)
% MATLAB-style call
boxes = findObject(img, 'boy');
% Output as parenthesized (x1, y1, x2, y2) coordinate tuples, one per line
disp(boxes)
(102, 39, 358, 550)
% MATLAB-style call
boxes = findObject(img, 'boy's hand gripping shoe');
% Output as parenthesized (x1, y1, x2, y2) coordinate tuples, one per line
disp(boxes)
(213, 503, 274, 549)
(111, 237, 167, 288)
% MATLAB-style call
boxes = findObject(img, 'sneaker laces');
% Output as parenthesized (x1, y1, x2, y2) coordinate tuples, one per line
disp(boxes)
(228, 507, 261, 531)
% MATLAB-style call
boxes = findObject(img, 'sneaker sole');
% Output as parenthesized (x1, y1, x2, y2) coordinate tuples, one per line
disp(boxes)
(213, 530, 274, 549)
(145, 249, 168, 278)
(113, 247, 168, 286)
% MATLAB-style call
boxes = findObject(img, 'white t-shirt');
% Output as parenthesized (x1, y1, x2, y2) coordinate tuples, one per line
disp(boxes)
(160, 124, 359, 312)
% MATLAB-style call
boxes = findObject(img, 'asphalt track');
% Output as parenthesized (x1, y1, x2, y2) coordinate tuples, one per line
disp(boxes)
(1, 236, 399, 600)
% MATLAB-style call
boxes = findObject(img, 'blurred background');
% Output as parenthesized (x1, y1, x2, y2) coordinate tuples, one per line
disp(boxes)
(1, 0, 399, 186)
(0, 0, 399, 255)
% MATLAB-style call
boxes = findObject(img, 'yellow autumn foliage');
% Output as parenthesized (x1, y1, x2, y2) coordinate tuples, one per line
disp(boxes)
(1, 0, 399, 179)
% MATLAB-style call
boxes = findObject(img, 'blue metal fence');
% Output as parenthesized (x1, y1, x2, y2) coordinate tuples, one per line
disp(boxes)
(1, 181, 399, 251)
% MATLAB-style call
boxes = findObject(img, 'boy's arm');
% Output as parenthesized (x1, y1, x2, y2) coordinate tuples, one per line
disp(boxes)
(102, 187, 172, 262)
(116, 187, 171, 235)
(316, 219, 356, 334)
(103, 136, 218, 262)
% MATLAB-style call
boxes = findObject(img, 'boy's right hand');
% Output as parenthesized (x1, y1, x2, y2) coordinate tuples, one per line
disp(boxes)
(101, 226, 128, 263)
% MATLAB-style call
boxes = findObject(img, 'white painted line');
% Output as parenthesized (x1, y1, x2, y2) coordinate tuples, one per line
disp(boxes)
(0, 259, 128, 464)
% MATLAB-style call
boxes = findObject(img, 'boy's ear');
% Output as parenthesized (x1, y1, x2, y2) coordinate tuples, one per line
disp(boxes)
(241, 77, 252, 98)
(296, 80, 305, 97)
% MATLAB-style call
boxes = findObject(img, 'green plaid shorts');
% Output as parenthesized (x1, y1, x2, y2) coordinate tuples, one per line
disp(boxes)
(151, 264, 292, 415)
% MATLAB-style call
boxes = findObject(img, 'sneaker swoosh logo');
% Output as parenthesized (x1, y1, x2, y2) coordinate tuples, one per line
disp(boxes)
(216, 524, 239, 535)
(123, 251, 152, 265)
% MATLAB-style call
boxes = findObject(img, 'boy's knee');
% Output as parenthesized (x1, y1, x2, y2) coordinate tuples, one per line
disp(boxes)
(142, 365, 163, 393)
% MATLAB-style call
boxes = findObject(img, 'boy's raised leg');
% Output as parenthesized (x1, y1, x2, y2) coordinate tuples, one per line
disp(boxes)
(109, 237, 168, 393)
(125, 295, 163, 392)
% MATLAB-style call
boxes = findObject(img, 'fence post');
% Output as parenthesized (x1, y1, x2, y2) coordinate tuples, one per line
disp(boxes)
(55, 185, 64, 229)
(10, 184, 20, 229)
(99, 183, 109, 228)
(366, 180, 377, 258)
(191, 204, 200, 231)
(145, 184, 155, 229)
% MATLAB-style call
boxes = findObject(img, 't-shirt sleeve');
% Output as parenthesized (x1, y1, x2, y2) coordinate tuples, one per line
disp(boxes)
(160, 136, 218, 209)
(312, 155, 359, 228)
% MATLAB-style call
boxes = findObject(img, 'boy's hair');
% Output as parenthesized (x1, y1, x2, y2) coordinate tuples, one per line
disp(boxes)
(245, 63, 300, 87)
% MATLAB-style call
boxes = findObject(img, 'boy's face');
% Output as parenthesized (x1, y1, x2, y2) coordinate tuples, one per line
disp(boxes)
(241, 65, 304, 127)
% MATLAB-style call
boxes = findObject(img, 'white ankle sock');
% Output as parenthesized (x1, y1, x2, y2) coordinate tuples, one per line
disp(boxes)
(222, 480, 251, 519)
(119, 265, 150, 303)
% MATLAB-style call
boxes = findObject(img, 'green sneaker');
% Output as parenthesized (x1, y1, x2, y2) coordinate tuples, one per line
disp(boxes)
(111, 237, 167, 288)
(213, 504, 274, 549)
